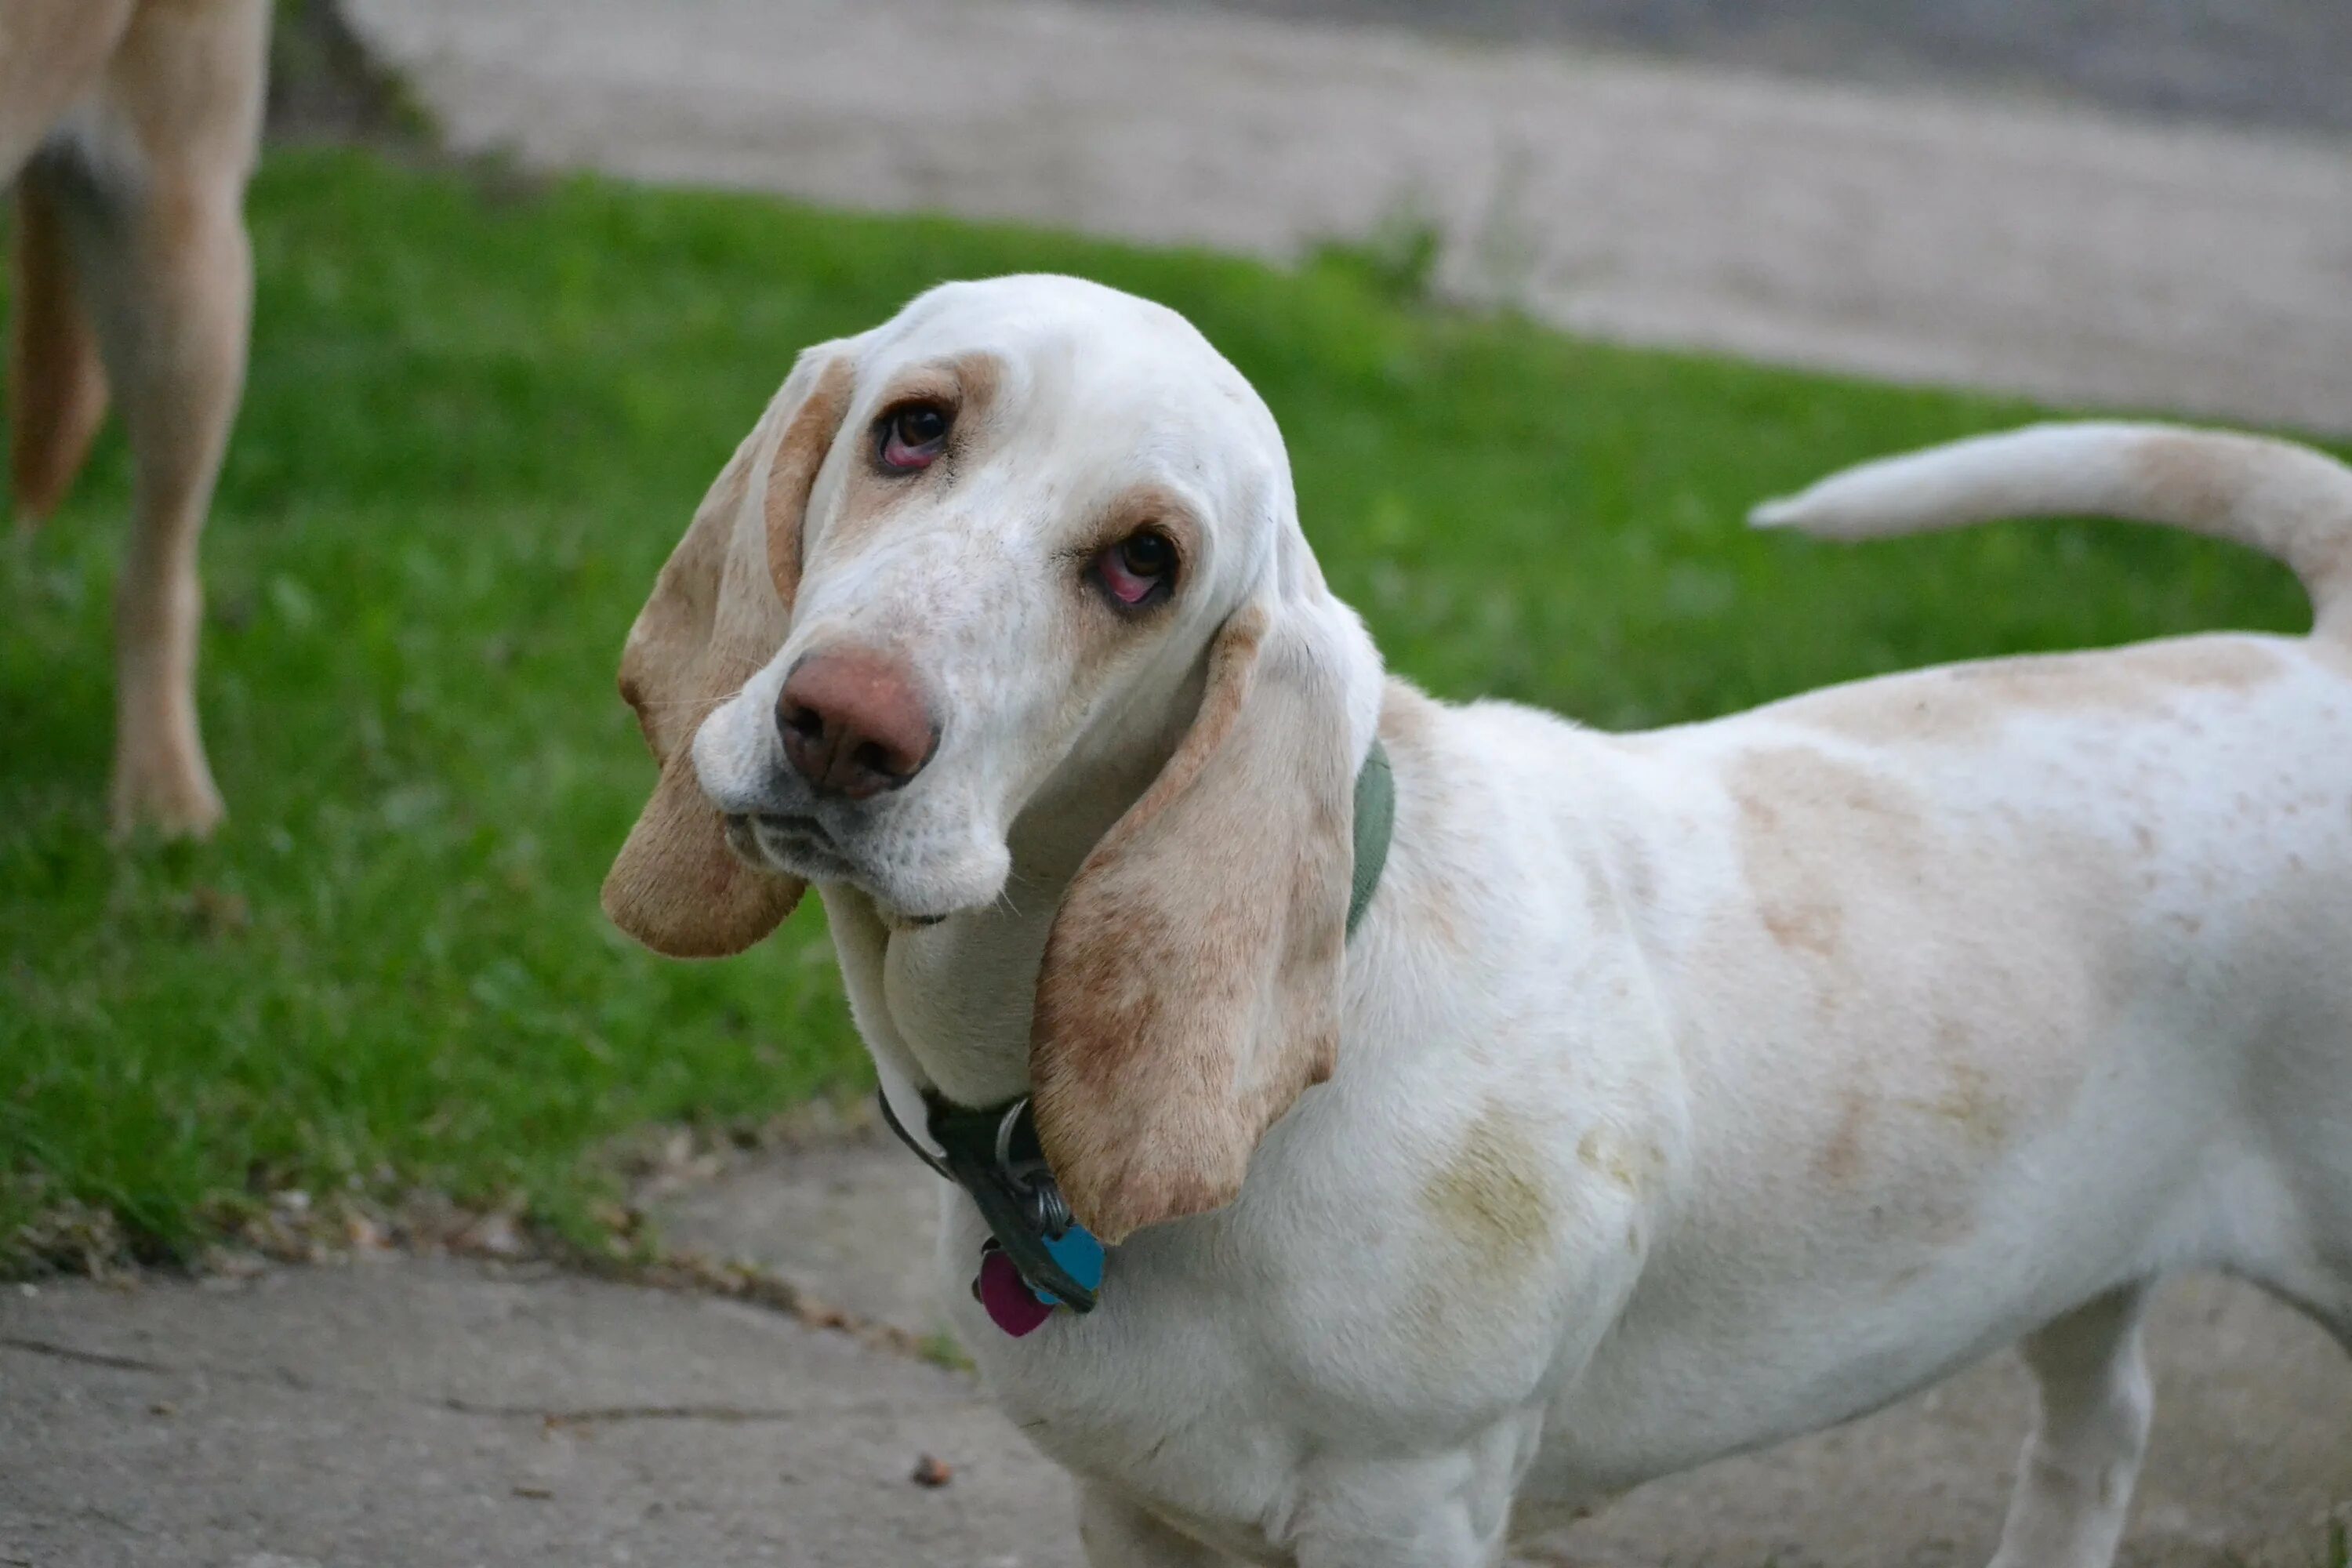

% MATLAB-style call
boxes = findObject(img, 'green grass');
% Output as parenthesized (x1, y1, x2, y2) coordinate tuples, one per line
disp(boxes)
(0, 147, 2321, 1272)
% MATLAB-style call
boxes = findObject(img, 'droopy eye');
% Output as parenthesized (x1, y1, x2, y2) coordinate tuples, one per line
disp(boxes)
(1097, 528, 1178, 608)
(878, 403, 950, 470)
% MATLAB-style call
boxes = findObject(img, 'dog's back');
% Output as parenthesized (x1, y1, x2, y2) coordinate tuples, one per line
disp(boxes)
(1733, 423, 2352, 1328)
(1501, 426, 2352, 1536)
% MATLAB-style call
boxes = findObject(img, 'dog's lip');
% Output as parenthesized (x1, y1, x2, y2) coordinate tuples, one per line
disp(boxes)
(726, 811, 851, 876)
(728, 814, 953, 929)
(750, 810, 833, 845)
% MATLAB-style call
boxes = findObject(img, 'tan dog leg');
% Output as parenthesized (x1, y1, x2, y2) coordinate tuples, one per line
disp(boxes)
(42, 0, 269, 838)
(2, 0, 136, 531)
(84, 174, 251, 837)
(1987, 1283, 2156, 1568)
(9, 168, 110, 530)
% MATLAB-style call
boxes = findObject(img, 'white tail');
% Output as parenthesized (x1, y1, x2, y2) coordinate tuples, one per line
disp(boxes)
(1751, 422, 2352, 637)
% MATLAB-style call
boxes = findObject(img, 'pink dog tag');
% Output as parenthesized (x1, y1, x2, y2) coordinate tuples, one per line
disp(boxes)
(976, 1247, 1054, 1337)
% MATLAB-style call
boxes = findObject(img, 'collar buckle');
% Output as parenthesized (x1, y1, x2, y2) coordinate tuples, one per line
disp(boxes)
(992, 1097, 1075, 1237)
(878, 1087, 1100, 1312)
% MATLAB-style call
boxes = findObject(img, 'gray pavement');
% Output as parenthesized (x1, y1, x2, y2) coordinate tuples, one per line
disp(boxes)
(344, 0, 2352, 434)
(0, 1257, 1079, 1568)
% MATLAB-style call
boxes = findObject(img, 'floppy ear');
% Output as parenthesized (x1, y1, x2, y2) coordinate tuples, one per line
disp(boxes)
(1030, 585, 1380, 1243)
(601, 350, 856, 957)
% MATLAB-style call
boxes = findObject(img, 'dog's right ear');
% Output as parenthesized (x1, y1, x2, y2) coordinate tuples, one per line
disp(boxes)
(1029, 576, 1381, 1244)
(601, 349, 856, 957)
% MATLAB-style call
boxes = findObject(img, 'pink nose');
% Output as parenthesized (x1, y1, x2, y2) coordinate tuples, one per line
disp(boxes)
(775, 649, 937, 800)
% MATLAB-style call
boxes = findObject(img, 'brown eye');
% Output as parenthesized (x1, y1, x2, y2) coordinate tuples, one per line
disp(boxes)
(879, 404, 950, 470)
(1098, 528, 1177, 607)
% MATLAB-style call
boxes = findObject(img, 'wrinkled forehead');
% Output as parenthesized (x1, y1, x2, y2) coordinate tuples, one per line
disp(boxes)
(858, 276, 1286, 486)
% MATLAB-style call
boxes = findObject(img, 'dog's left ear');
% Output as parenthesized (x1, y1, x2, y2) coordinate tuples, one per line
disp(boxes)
(1030, 570, 1381, 1243)
(601, 348, 855, 957)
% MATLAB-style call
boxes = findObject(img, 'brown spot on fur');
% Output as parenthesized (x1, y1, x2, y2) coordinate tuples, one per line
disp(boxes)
(942, 349, 1004, 426)
(1727, 746, 1920, 963)
(1782, 635, 2287, 746)
(1088, 483, 1203, 562)
(1057, 484, 1214, 682)
(1817, 1087, 1870, 1185)
(1954, 636, 2282, 707)
(1576, 1128, 1656, 1195)
(768, 358, 857, 606)
(1917, 1059, 2009, 1154)
(1427, 1105, 1553, 1273)
(1784, 684, 1997, 747)
(1761, 899, 1844, 958)
(814, 351, 1005, 557)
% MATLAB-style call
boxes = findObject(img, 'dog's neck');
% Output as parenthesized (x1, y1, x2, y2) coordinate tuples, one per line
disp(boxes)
(821, 696, 1185, 1109)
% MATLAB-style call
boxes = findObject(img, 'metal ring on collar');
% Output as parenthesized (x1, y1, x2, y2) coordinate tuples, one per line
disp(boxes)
(993, 1097, 1030, 1174)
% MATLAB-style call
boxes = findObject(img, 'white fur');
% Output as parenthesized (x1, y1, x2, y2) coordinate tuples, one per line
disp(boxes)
(686, 280, 2352, 1566)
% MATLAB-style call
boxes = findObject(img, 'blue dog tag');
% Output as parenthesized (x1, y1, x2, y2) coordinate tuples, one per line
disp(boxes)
(1032, 1225, 1105, 1307)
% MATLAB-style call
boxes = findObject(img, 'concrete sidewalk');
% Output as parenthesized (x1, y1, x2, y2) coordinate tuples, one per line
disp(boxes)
(0, 1257, 1079, 1568)
(343, 0, 2352, 434)
(5, 1127, 2346, 1567)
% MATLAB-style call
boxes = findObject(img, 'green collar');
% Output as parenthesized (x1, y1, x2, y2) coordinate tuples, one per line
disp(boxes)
(1347, 737, 1395, 939)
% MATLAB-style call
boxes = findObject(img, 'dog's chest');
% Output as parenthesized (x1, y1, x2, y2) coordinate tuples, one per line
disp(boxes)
(868, 913, 1053, 1105)
(937, 1085, 1657, 1540)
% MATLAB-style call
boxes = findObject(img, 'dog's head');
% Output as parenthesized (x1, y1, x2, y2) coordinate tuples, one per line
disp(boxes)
(604, 276, 1383, 1240)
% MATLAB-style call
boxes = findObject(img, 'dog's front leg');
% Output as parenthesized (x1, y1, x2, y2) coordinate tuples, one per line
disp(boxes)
(1987, 1283, 2158, 1568)
(1077, 1486, 1245, 1567)
(95, 167, 249, 840)
(1282, 1446, 1522, 1568)
(60, 0, 266, 838)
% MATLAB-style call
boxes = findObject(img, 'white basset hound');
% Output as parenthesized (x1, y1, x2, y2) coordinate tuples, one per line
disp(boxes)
(604, 274, 2352, 1568)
